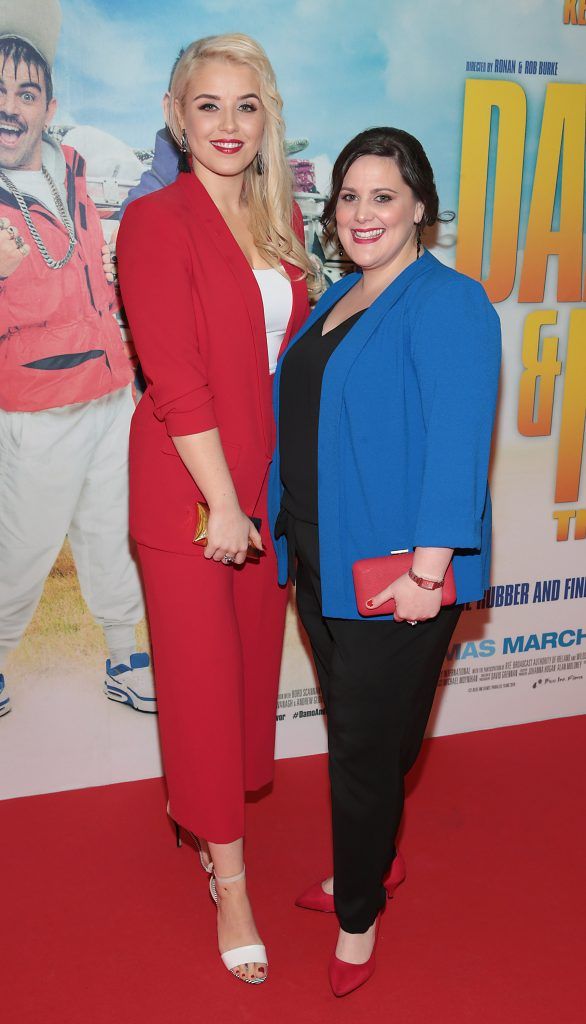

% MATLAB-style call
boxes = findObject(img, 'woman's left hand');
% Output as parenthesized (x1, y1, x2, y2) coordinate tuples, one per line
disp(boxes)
(367, 572, 442, 623)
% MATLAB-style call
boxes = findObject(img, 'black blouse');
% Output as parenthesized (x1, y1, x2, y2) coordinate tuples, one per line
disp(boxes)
(279, 307, 365, 524)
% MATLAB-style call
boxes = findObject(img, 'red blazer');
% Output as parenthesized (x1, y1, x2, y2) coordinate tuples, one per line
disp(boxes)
(117, 170, 310, 555)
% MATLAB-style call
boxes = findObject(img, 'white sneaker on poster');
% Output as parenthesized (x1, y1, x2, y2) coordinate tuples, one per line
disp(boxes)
(0, 673, 11, 716)
(104, 653, 157, 713)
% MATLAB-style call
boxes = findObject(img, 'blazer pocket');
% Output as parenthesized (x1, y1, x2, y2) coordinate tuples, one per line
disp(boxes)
(160, 437, 241, 470)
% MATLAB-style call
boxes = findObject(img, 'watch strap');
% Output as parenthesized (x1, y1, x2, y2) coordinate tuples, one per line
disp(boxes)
(408, 568, 444, 591)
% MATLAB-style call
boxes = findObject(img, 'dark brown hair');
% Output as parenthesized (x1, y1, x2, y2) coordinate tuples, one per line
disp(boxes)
(321, 126, 453, 246)
(0, 37, 53, 104)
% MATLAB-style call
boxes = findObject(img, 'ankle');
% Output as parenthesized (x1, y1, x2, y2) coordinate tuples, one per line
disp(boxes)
(215, 875, 249, 906)
(215, 866, 246, 887)
(335, 933, 376, 965)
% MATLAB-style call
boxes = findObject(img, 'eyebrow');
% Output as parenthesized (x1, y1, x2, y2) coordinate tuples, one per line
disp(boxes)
(193, 92, 261, 101)
(340, 186, 399, 194)
(0, 78, 42, 91)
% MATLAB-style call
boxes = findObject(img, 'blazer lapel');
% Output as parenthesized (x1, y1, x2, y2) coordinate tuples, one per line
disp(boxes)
(178, 172, 275, 453)
(278, 259, 307, 359)
(325, 252, 434, 383)
(275, 271, 361, 370)
(272, 271, 361, 442)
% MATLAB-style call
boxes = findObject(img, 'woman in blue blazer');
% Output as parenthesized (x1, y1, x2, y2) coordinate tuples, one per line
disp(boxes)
(269, 127, 501, 996)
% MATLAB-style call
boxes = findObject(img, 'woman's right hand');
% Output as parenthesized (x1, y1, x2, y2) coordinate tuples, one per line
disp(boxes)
(205, 504, 263, 565)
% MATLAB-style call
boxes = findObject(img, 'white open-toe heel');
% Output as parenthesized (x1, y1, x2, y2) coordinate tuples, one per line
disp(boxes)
(213, 867, 268, 985)
(167, 801, 214, 876)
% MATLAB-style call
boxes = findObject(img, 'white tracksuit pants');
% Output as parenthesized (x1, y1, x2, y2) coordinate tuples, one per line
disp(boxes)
(0, 385, 144, 667)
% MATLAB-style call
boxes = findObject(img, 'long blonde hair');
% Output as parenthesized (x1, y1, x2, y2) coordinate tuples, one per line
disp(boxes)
(167, 33, 317, 292)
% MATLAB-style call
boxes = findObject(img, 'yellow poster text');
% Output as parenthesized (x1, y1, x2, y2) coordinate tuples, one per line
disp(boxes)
(518, 308, 586, 509)
(457, 81, 585, 303)
(563, 1, 586, 25)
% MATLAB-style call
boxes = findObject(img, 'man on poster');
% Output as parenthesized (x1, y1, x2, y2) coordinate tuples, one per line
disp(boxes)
(0, 0, 155, 715)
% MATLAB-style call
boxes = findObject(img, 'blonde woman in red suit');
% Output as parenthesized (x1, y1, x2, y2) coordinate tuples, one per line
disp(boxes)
(117, 34, 313, 985)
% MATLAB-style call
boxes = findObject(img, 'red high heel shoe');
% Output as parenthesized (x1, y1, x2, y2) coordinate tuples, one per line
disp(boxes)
(328, 911, 383, 998)
(295, 849, 406, 912)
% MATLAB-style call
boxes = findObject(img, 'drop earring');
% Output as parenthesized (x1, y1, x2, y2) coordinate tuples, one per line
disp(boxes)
(416, 222, 423, 259)
(255, 152, 265, 175)
(178, 128, 191, 173)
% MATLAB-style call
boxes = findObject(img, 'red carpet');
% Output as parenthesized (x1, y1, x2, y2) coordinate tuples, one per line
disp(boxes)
(4, 716, 585, 1024)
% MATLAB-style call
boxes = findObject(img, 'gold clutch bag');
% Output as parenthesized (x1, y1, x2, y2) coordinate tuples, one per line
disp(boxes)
(193, 502, 262, 561)
(193, 501, 211, 545)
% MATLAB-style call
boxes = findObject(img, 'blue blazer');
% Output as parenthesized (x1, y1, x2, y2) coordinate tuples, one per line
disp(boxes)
(268, 250, 501, 619)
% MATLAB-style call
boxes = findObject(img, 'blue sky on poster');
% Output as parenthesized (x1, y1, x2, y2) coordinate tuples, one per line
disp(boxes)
(54, 0, 583, 209)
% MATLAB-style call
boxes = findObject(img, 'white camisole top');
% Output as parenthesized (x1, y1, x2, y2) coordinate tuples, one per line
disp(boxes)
(253, 268, 293, 375)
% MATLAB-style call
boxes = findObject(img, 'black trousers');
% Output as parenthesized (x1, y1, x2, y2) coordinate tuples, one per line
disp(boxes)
(286, 514, 461, 933)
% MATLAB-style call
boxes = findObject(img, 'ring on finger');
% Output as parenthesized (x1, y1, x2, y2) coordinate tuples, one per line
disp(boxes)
(407, 620, 418, 626)
(223, 555, 235, 564)
(7, 225, 16, 239)
(14, 235, 25, 249)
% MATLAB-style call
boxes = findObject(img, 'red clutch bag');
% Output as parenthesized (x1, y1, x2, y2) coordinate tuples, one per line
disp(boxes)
(352, 551, 456, 617)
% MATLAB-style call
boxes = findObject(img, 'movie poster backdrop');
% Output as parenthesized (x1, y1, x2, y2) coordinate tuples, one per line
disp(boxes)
(1, 0, 584, 798)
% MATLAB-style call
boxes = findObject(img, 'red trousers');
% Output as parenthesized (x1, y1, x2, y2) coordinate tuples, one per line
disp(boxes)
(137, 489, 288, 844)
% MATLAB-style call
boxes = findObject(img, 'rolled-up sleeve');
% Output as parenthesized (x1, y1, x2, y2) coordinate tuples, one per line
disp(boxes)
(117, 198, 217, 436)
(410, 276, 501, 551)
